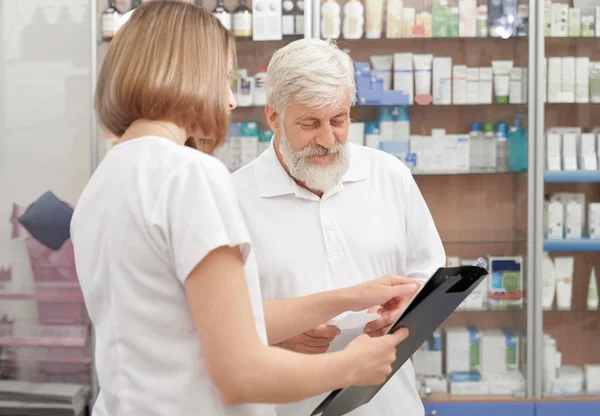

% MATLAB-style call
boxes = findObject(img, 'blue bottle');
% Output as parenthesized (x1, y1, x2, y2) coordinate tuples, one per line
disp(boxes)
(508, 115, 527, 172)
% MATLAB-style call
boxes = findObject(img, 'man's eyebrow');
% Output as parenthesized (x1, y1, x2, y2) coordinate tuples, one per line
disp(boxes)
(295, 115, 320, 122)
(332, 111, 349, 118)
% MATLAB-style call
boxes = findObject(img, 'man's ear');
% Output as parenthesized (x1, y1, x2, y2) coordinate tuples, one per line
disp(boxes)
(265, 105, 280, 132)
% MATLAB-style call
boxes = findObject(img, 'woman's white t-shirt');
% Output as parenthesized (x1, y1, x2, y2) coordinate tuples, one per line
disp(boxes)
(71, 136, 274, 416)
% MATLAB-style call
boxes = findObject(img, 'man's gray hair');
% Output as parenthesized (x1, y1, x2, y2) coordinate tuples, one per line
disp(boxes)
(265, 38, 356, 115)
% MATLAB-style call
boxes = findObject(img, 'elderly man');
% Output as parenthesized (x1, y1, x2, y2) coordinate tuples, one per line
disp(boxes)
(232, 38, 445, 416)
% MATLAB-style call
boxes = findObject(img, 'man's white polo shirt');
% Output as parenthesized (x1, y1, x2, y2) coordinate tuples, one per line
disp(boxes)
(232, 141, 445, 416)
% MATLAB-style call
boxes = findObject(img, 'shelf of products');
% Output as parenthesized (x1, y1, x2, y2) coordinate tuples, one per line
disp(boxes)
(43, 0, 600, 410)
(541, 1, 600, 403)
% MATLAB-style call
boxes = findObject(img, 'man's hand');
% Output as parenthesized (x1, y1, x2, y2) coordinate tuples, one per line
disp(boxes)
(364, 278, 424, 337)
(276, 324, 341, 354)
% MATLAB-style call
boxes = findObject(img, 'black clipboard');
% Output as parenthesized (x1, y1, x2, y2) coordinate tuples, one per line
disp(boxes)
(311, 260, 489, 416)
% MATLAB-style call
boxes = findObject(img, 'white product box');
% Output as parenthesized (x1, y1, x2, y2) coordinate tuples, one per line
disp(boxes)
(453, 65, 467, 104)
(562, 132, 578, 170)
(509, 67, 524, 104)
(486, 371, 526, 396)
(466, 67, 479, 105)
(568, 8, 581, 37)
(565, 199, 584, 239)
(562, 57, 576, 103)
(380, 121, 394, 142)
(409, 136, 425, 172)
(575, 57, 590, 103)
(542, 57, 547, 103)
(580, 133, 597, 170)
(412, 330, 443, 376)
(252, 0, 282, 40)
(445, 327, 481, 374)
(589, 203, 600, 239)
(551, 3, 568, 37)
(488, 256, 524, 308)
(546, 132, 562, 170)
(546, 199, 565, 240)
(459, 0, 477, 37)
(393, 53, 414, 105)
(478, 67, 493, 104)
(480, 329, 519, 374)
(348, 122, 365, 145)
(547, 57, 562, 103)
(433, 57, 452, 105)
(585, 364, 600, 392)
(456, 135, 470, 172)
(449, 372, 489, 395)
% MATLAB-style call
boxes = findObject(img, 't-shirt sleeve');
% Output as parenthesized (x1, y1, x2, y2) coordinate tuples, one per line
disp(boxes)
(153, 157, 251, 284)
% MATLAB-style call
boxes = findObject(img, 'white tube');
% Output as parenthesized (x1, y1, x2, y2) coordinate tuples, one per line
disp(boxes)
(554, 257, 574, 311)
(542, 253, 556, 310)
(370, 55, 393, 90)
(492, 60, 514, 104)
(413, 54, 433, 96)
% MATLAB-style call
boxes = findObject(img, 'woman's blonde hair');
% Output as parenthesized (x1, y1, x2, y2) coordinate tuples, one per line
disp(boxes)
(95, 0, 234, 153)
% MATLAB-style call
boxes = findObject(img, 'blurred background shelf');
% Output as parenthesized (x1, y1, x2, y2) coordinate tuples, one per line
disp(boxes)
(544, 170, 600, 183)
(543, 239, 600, 252)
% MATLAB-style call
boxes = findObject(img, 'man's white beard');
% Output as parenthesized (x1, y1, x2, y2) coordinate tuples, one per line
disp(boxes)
(278, 126, 350, 193)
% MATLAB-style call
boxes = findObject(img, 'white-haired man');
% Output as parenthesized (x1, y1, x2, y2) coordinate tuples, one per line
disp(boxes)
(232, 38, 445, 416)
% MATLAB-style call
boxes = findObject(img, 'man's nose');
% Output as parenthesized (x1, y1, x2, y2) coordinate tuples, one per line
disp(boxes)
(315, 123, 336, 149)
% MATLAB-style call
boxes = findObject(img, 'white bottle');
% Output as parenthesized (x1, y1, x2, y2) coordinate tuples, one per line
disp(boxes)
(343, 0, 364, 39)
(321, 0, 341, 39)
(482, 123, 497, 172)
(253, 69, 267, 106)
(588, 267, 598, 311)
(468, 123, 484, 172)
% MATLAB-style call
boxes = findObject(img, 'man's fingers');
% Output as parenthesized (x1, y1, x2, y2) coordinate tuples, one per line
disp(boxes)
(305, 324, 340, 339)
(300, 334, 335, 347)
(364, 315, 395, 334)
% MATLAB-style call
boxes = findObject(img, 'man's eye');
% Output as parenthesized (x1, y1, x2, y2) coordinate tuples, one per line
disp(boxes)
(331, 119, 345, 126)
(301, 122, 318, 129)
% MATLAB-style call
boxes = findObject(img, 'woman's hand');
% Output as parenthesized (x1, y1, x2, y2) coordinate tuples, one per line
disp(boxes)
(346, 275, 422, 313)
(361, 276, 424, 337)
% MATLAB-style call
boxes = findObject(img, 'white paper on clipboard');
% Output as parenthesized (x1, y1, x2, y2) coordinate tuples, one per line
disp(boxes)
(326, 311, 380, 352)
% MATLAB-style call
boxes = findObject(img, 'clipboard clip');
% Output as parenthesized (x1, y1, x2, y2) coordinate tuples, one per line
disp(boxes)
(473, 257, 488, 270)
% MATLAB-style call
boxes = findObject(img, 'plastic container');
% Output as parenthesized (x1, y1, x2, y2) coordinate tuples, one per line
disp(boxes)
(469, 122, 484, 172)
(482, 122, 497, 171)
(496, 122, 509, 172)
(508, 115, 527, 172)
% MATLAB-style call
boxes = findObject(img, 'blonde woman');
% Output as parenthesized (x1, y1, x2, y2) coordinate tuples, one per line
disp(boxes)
(71, 2, 416, 415)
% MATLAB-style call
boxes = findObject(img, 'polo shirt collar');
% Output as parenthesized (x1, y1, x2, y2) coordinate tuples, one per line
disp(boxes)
(254, 139, 369, 199)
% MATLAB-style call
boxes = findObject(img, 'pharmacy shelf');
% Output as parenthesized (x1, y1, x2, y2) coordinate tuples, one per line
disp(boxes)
(0, 351, 92, 364)
(0, 324, 88, 348)
(543, 239, 600, 252)
(0, 292, 84, 302)
(544, 170, 600, 183)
